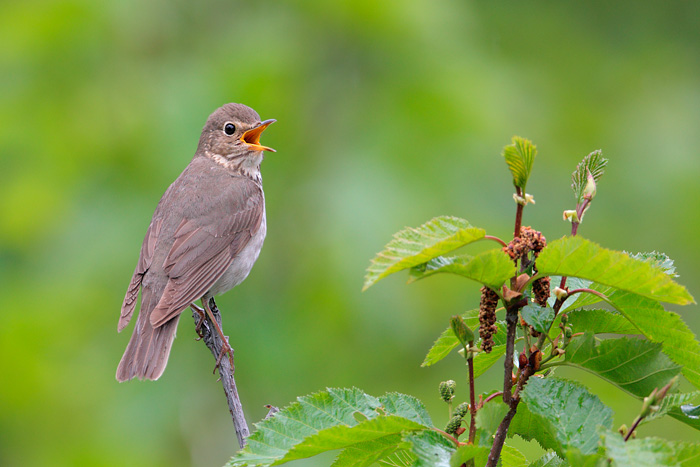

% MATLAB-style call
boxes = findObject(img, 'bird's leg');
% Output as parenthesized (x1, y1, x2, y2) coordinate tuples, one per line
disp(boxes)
(190, 304, 206, 340)
(202, 297, 235, 374)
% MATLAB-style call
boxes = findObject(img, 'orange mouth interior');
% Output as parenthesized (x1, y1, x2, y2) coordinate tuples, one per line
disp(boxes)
(240, 119, 276, 152)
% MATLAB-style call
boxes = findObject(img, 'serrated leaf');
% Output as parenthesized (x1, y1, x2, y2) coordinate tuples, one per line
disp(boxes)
(405, 430, 455, 467)
(628, 251, 678, 277)
(379, 393, 433, 426)
(571, 150, 608, 204)
(682, 403, 700, 419)
(503, 136, 537, 190)
(408, 249, 515, 290)
(502, 444, 529, 467)
(422, 309, 480, 367)
(229, 388, 430, 467)
(562, 309, 639, 336)
(528, 452, 566, 467)
(536, 236, 694, 305)
(510, 378, 613, 457)
(475, 401, 510, 436)
(642, 392, 700, 425)
(562, 333, 681, 398)
(473, 344, 508, 379)
(332, 434, 402, 467)
(378, 450, 415, 467)
(449, 444, 489, 467)
(364, 216, 485, 290)
(521, 304, 554, 334)
(602, 429, 700, 466)
(607, 292, 700, 391)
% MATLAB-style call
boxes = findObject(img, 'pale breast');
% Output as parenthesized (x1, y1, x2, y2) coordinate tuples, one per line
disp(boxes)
(207, 210, 267, 297)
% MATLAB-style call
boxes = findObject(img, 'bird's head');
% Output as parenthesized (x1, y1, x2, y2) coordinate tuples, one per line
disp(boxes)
(199, 103, 276, 175)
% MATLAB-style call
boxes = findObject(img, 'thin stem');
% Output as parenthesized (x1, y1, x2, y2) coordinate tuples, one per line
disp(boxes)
(483, 391, 503, 406)
(432, 428, 460, 447)
(502, 306, 519, 404)
(514, 187, 524, 238)
(485, 235, 508, 248)
(467, 352, 477, 444)
(625, 416, 643, 442)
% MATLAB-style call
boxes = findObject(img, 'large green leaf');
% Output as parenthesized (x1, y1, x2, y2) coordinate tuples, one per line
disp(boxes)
(449, 444, 489, 467)
(560, 309, 639, 336)
(602, 430, 700, 466)
(501, 444, 529, 467)
(408, 249, 515, 290)
(332, 435, 402, 467)
(608, 292, 700, 391)
(363, 216, 485, 290)
(404, 430, 455, 467)
(473, 344, 508, 378)
(561, 333, 681, 397)
(536, 236, 694, 305)
(521, 304, 554, 334)
(503, 136, 537, 190)
(509, 378, 613, 457)
(642, 392, 700, 425)
(229, 389, 431, 466)
(422, 310, 480, 367)
(528, 452, 566, 467)
(475, 400, 510, 436)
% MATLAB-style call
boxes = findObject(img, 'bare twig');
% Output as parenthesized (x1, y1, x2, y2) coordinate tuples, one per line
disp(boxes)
(192, 298, 250, 449)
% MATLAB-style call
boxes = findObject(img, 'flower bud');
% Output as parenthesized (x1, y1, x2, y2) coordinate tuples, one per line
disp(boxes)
(450, 315, 474, 348)
(445, 416, 463, 435)
(562, 210, 579, 223)
(454, 402, 470, 418)
(554, 287, 568, 301)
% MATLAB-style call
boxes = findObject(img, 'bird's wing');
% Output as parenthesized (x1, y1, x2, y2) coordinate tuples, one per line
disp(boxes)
(149, 177, 264, 327)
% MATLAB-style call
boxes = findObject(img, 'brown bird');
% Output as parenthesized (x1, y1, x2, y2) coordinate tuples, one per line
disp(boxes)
(116, 103, 275, 382)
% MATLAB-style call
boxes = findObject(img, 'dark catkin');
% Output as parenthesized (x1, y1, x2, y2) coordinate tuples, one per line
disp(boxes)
(532, 276, 551, 307)
(479, 286, 499, 353)
(520, 226, 547, 256)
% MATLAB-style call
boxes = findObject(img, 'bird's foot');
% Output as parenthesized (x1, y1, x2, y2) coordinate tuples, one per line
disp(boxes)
(214, 337, 235, 374)
(190, 304, 206, 340)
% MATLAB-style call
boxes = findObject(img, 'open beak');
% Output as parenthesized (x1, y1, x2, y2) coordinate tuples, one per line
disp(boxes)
(240, 119, 276, 152)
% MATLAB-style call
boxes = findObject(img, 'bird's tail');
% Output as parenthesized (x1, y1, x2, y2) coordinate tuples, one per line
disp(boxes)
(116, 285, 180, 382)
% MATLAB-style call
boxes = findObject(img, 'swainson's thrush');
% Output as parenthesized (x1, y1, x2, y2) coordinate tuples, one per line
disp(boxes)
(117, 103, 275, 382)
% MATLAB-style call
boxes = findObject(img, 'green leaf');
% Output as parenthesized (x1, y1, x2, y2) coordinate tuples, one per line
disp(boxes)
(363, 216, 485, 290)
(602, 429, 700, 466)
(332, 435, 402, 467)
(562, 333, 681, 398)
(521, 304, 554, 334)
(502, 444, 529, 467)
(378, 450, 415, 467)
(562, 309, 639, 336)
(473, 344, 508, 378)
(422, 309, 480, 367)
(408, 249, 515, 291)
(229, 388, 431, 466)
(475, 401, 510, 436)
(510, 377, 613, 457)
(404, 430, 455, 467)
(642, 392, 699, 425)
(528, 452, 566, 467)
(536, 236, 695, 305)
(503, 136, 537, 190)
(571, 150, 608, 204)
(682, 403, 700, 419)
(628, 251, 678, 277)
(449, 444, 489, 467)
(608, 292, 700, 391)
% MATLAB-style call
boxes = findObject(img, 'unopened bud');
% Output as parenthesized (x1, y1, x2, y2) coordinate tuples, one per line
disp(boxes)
(451, 315, 474, 348)
(554, 287, 568, 301)
(524, 193, 536, 204)
(560, 313, 568, 324)
(583, 169, 596, 200)
(529, 350, 542, 371)
(518, 352, 527, 369)
(445, 416, 463, 435)
(439, 380, 456, 403)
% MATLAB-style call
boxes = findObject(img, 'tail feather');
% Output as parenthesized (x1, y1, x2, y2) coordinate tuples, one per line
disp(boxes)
(116, 285, 180, 382)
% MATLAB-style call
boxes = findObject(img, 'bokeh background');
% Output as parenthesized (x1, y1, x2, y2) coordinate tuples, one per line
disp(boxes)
(2, 1, 699, 465)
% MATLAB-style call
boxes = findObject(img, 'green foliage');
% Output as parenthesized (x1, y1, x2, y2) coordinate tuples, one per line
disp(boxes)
(503, 136, 537, 190)
(363, 216, 485, 291)
(561, 333, 681, 397)
(528, 453, 566, 467)
(571, 150, 608, 203)
(475, 401, 510, 436)
(602, 430, 700, 466)
(229, 388, 432, 466)
(558, 309, 639, 336)
(537, 236, 695, 305)
(521, 304, 554, 334)
(408, 249, 515, 291)
(510, 378, 613, 457)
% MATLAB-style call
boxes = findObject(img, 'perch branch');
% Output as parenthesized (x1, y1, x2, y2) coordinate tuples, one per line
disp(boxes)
(192, 298, 250, 449)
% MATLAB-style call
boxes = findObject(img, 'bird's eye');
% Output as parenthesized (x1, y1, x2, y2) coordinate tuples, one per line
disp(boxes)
(224, 123, 236, 135)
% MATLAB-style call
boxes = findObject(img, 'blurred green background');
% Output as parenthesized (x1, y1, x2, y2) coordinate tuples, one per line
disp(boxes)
(2, 1, 699, 465)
